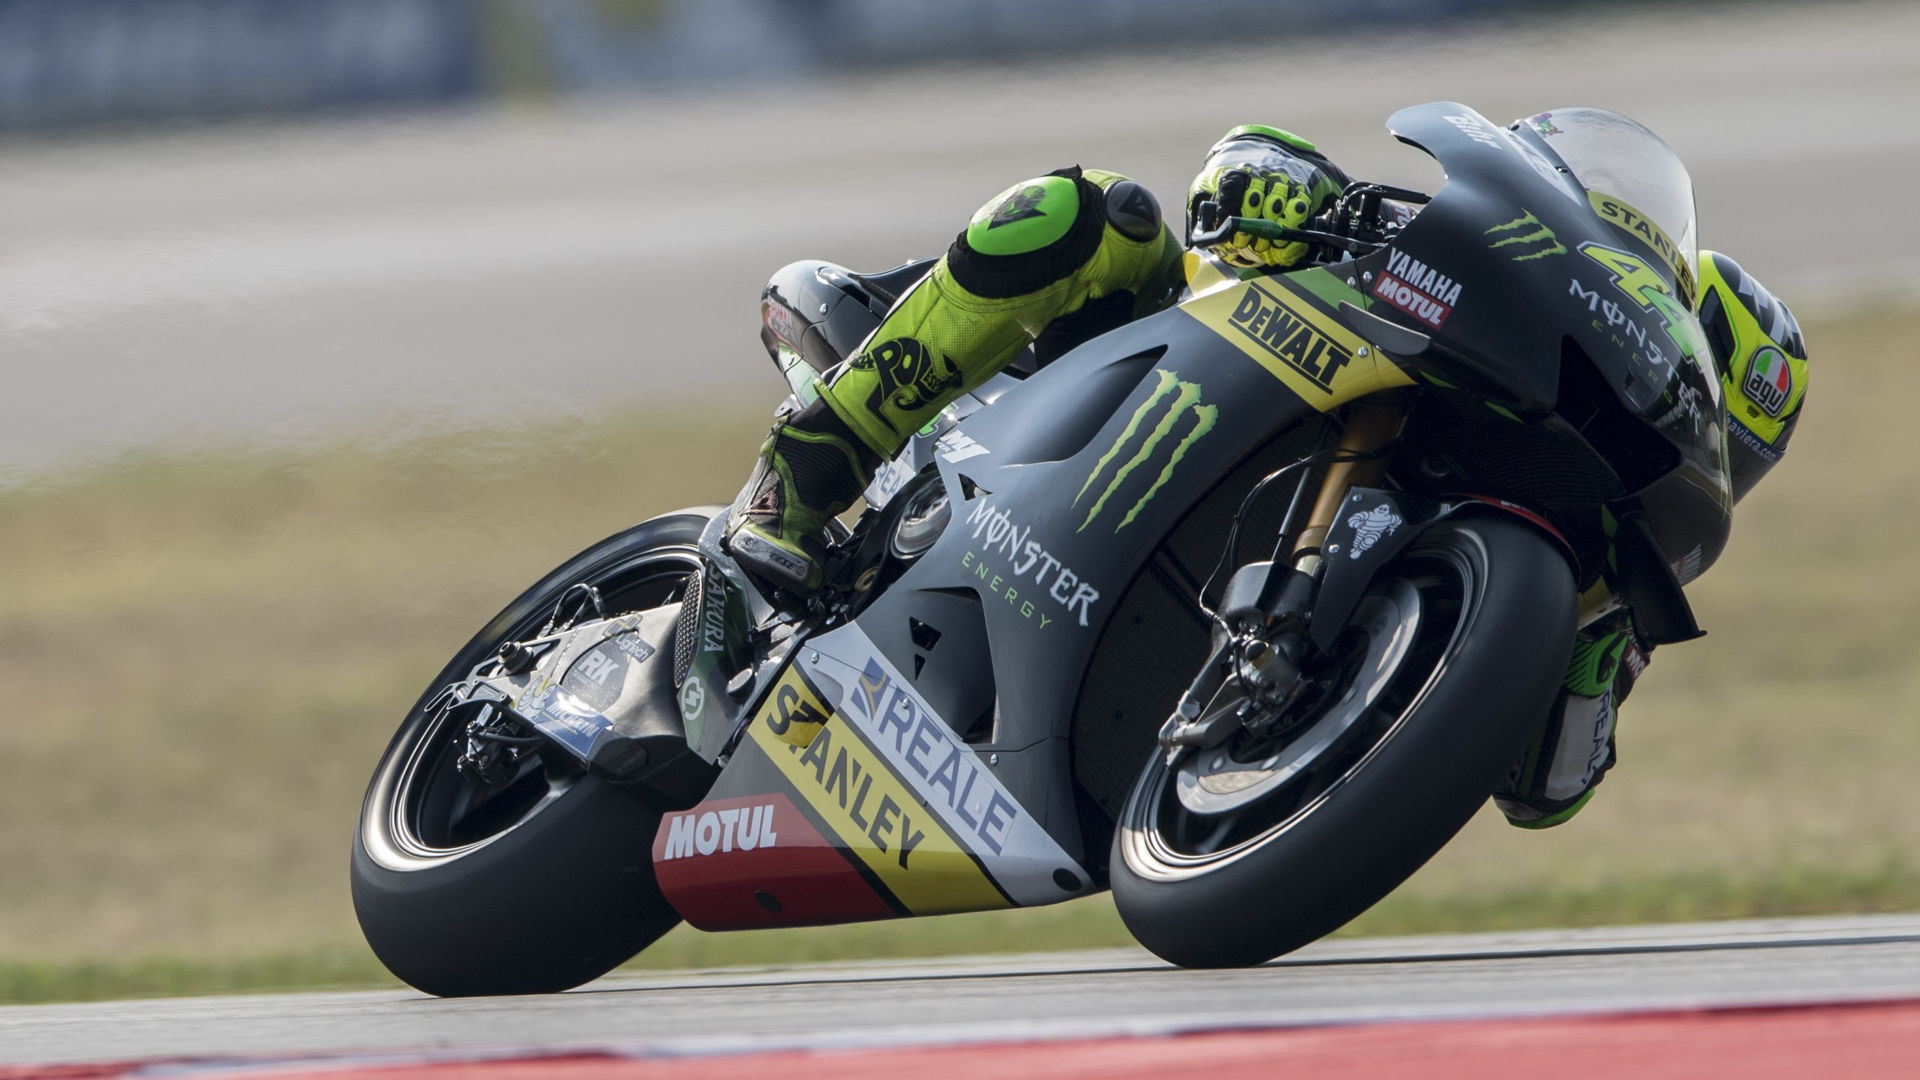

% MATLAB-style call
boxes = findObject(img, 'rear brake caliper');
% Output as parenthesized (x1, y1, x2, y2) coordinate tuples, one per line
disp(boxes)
(434, 594, 595, 788)
(453, 695, 544, 787)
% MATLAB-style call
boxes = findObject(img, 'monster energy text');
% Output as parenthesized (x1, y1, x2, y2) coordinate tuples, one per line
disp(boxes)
(1485, 210, 1566, 261)
(1075, 369, 1218, 533)
(961, 500, 1100, 628)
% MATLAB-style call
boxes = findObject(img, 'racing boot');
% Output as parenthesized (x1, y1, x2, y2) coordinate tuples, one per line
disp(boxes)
(1494, 617, 1647, 829)
(723, 400, 876, 596)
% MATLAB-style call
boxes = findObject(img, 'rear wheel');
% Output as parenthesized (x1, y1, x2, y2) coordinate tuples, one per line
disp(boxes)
(351, 509, 716, 996)
(1110, 517, 1574, 968)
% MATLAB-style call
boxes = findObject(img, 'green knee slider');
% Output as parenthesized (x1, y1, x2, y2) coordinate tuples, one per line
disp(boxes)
(965, 173, 1085, 256)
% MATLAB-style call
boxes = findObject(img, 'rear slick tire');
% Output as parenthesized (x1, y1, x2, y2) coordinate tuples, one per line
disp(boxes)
(1109, 517, 1575, 968)
(351, 510, 716, 997)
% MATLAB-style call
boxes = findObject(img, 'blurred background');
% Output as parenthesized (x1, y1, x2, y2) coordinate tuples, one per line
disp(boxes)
(2, 0, 1915, 1000)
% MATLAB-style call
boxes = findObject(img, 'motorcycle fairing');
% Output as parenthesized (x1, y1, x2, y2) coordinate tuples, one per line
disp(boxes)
(796, 623, 1088, 899)
(1366, 102, 1731, 591)
(807, 275, 1414, 867)
(651, 625, 1088, 928)
(658, 271, 1414, 922)
(652, 789, 897, 930)
(1179, 276, 1416, 405)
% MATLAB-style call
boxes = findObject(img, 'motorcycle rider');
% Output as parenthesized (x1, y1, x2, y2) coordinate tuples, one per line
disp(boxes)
(723, 122, 1811, 829)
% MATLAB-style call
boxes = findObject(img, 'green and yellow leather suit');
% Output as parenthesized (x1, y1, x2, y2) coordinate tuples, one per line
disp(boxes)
(827, 167, 1184, 458)
(724, 166, 1188, 591)
(726, 128, 1347, 593)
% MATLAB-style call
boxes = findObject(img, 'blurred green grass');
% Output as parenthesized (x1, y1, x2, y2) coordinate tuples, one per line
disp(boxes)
(1, 302, 1914, 1003)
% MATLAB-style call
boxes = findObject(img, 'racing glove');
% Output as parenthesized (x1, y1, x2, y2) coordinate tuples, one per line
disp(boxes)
(1185, 124, 1346, 270)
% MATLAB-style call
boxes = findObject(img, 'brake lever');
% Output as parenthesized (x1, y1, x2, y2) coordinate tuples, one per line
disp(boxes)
(1188, 199, 1234, 249)
(1189, 202, 1383, 257)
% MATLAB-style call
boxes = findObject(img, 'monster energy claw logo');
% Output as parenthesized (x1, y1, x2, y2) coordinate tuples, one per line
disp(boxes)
(1486, 210, 1566, 261)
(1074, 369, 1217, 532)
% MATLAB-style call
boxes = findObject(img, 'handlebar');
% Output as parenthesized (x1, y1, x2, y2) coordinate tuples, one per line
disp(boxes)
(1188, 182, 1433, 259)
(1187, 205, 1330, 251)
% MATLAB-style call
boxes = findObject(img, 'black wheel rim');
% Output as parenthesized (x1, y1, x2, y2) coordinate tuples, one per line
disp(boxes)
(1120, 536, 1485, 874)
(362, 544, 702, 871)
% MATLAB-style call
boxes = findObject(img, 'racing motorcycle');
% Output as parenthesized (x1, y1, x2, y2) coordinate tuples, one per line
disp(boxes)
(353, 102, 1728, 996)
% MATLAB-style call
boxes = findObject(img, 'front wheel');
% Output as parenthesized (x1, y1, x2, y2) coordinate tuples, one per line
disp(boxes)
(1110, 517, 1575, 968)
(351, 509, 717, 996)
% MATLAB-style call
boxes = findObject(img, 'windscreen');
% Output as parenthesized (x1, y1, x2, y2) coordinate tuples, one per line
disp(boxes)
(1526, 107, 1699, 301)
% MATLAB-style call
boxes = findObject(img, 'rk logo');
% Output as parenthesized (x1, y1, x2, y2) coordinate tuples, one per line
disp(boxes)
(1074, 369, 1217, 533)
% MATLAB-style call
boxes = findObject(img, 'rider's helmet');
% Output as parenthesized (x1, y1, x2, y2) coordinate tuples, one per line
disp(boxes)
(1695, 250, 1809, 501)
(1186, 124, 1349, 270)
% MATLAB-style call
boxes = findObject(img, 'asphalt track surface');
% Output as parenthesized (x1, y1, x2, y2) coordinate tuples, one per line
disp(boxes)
(3, 0, 1918, 482)
(3, 915, 1917, 1067)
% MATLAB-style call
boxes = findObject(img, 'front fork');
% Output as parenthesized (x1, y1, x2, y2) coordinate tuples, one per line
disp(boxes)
(1290, 404, 1405, 563)
(1159, 403, 1407, 758)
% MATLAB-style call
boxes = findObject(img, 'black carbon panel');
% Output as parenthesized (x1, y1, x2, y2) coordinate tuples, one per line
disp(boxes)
(671, 569, 703, 688)
(1158, 418, 1335, 601)
(1397, 389, 1620, 587)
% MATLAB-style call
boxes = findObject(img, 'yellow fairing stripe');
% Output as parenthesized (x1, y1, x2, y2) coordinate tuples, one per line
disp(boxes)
(1587, 190, 1696, 305)
(748, 672, 1009, 914)
(1183, 278, 1413, 409)
(1181, 249, 1241, 299)
(758, 665, 830, 749)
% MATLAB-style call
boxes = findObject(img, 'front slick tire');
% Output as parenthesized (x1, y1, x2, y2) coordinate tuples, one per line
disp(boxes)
(1111, 518, 1575, 968)
(352, 510, 714, 997)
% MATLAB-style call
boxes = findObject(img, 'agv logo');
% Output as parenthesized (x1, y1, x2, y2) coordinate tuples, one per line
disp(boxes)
(1744, 346, 1792, 417)
(1075, 369, 1217, 533)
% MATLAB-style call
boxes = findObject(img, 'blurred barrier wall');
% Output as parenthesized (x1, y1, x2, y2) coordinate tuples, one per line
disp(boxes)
(0, 0, 1544, 130)
(0, 0, 481, 129)
(821, 0, 1499, 57)
(502, 0, 1539, 92)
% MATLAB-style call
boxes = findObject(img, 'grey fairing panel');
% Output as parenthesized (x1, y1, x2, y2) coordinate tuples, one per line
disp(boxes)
(835, 303, 1328, 857)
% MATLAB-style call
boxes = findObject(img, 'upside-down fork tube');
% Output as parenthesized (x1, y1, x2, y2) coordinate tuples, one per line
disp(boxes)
(1291, 403, 1406, 561)
(1159, 403, 1407, 758)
